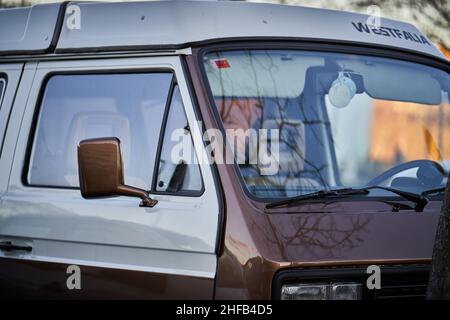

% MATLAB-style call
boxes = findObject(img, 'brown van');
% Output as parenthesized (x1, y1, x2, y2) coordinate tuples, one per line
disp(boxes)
(0, 1, 449, 300)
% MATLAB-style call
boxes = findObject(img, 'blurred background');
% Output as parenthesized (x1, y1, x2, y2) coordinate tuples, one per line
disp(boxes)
(2, 0, 447, 58)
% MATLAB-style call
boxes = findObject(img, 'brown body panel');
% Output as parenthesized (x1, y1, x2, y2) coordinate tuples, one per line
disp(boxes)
(0, 257, 213, 299)
(185, 51, 441, 300)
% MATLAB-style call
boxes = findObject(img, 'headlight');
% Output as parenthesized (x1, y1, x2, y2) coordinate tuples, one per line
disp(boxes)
(281, 282, 362, 300)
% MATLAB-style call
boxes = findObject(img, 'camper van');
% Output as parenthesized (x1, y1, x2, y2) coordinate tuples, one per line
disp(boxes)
(0, 0, 449, 300)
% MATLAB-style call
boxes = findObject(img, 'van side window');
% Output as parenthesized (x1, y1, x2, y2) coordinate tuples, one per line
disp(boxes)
(28, 73, 173, 189)
(155, 85, 203, 193)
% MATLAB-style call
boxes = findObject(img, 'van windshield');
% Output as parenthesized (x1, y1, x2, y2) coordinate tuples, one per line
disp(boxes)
(202, 50, 450, 199)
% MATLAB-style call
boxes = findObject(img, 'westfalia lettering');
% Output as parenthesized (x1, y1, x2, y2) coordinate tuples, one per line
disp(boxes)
(352, 22, 431, 46)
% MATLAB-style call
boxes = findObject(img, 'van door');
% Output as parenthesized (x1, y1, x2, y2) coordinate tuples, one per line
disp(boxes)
(0, 56, 219, 299)
(0, 63, 24, 194)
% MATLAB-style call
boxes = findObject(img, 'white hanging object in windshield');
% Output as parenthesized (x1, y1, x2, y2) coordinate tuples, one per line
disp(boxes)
(328, 72, 357, 108)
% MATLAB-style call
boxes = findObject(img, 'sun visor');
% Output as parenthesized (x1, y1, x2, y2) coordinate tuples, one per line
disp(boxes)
(342, 60, 443, 105)
(365, 64, 442, 105)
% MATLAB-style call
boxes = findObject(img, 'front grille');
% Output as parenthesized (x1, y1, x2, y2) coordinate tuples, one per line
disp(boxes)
(373, 284, 427, 300)
(367, 266, 429, 300)
(273, 264, 430, 300)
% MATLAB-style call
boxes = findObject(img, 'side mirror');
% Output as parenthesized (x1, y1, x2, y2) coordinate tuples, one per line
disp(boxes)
(77, 137, 157, 207)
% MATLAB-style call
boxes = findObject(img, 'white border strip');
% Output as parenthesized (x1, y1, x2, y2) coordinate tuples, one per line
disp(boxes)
(0, 253, 215, 279)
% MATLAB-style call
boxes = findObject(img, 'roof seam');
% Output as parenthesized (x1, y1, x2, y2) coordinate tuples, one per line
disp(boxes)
(46, 1, 70, 55)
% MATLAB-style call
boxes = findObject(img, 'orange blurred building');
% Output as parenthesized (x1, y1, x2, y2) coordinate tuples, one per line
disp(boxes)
(369, 44, 450, 165)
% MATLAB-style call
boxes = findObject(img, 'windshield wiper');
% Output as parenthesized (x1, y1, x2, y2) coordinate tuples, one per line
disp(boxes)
(265, 188, 369, 209)
(266, 186, 429, 212)
(364, 186, 428, 212)
(421, 187, 446, 197)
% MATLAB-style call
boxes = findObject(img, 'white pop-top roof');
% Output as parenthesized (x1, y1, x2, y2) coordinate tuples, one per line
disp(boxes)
(0, 0, 447, 61)
(0, 3, 60, 55)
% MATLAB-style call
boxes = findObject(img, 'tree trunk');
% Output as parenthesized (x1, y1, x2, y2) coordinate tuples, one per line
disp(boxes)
(427, 173, 450, 299)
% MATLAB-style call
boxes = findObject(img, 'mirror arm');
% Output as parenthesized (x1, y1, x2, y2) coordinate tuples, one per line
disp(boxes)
(116, 185, 158, 208)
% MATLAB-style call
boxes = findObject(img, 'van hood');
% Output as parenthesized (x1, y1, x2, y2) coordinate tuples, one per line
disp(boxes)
(261, 200, 441, 265)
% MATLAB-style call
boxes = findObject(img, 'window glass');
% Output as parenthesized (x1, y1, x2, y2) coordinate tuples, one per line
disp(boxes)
(29, 73, 173, 189)
(203, 50, 450, 198)
(156, 85, 203, 193)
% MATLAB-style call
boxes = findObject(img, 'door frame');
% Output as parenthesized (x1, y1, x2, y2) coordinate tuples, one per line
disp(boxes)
(0, 62, 27, 194)
(0, 55, 219, 298)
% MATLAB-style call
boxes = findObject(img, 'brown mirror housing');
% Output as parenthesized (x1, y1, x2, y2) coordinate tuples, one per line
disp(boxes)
(77, 137, 157, 207)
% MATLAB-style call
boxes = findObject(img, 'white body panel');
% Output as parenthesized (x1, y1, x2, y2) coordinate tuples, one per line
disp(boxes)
(56, 1, 445, 59)
(0, 56, 219, 278)
(0, 63, 27, 194)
